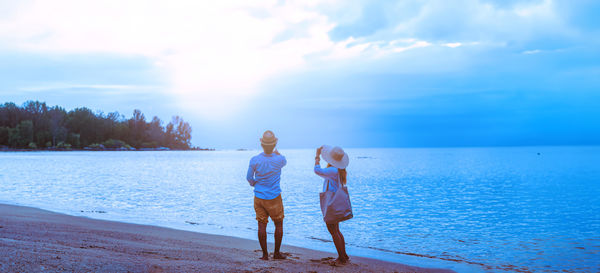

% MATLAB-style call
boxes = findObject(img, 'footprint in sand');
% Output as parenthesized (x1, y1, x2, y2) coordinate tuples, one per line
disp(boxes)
(253, 251, 299, 260)
(309, 257, 335, 263)
(277, 252, 297, 259)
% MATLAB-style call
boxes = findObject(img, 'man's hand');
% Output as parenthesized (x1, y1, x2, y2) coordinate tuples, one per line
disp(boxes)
(273, 149, 281, 155)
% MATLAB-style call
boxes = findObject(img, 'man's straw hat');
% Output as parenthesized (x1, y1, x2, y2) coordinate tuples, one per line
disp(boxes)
(260, 130, 278, 146)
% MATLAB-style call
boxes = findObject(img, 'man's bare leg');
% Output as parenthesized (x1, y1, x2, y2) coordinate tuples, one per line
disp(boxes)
(273, 221, 286, 259)
(258, 222, 269, 260)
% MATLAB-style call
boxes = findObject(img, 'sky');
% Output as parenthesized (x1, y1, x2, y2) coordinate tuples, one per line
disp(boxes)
(0, 0, 599, 149)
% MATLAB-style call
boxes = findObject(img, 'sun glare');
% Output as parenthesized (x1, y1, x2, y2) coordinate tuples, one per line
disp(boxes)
(0, 0, 333, 119)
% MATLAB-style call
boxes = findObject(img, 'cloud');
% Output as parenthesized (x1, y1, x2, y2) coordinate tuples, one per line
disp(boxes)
(523, 49, 542, 54)
(320, 0, 593, 56)
(443, 42, 463, 48)
(19, 83, 157, 93)
(0, 0, 597, 123)
(0, 0, 339, 118)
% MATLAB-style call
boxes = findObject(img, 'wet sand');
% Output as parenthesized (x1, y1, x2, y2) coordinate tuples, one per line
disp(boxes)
(0, 204, 455, 272)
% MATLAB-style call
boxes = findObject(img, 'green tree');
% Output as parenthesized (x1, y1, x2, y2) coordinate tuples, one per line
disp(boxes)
(23, 101, 50, 147)
(146, 116, 164, 147)
(48, 106, 67, 147)
(0, 126, 9, 145)
(17, 120, 34, 147)
(166, 116, 192, 149)
(6, 120, 34, 148)
(0, 101, 195, 150)
(0, 102, 24, 128)
(128, 109, 147, 147)
(67, 133, 81, 147)
(7, 128, 18, 147)
(66, 107, 100, 147)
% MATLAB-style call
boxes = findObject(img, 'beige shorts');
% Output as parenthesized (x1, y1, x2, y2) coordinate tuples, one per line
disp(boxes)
(254, 194, 284, 224)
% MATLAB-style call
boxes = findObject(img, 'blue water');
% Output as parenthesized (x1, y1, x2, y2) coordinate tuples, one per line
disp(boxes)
(0, 147, 599, 272)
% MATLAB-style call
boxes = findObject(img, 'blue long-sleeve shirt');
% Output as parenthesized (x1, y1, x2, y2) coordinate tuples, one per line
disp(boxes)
(314, 164, 340, 192)
(247, 152, 287, 200)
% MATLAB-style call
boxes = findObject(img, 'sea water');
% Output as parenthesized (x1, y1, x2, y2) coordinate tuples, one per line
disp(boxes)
(0, 147, 598, 272)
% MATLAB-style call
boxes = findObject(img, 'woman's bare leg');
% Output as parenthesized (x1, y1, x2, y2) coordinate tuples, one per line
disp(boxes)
(326, 223, 347, 263)
(336, 225, 349, 261)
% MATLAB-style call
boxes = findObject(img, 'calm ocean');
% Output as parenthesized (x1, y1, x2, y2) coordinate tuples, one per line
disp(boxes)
(0, 147, 598, 272)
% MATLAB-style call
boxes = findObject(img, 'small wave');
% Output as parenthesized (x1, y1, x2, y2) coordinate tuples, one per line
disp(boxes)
(307, 236, 332, 243)
(350, 244, 534, 273)
(80, 210, 107, 214)
(305, 235, 534, 271)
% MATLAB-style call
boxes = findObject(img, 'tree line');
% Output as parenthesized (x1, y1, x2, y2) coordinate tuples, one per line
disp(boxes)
(0, 101, 193, 150)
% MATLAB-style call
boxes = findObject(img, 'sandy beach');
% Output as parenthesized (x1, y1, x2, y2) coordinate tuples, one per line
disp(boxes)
(0, 204, 455, 272)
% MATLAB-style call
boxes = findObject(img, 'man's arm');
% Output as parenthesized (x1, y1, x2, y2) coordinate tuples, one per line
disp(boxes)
(274, 149, 287, 167)
(246, 163, 257, 186)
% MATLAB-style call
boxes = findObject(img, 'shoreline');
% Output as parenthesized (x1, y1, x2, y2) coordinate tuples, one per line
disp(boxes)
(0, 203, 456, 272)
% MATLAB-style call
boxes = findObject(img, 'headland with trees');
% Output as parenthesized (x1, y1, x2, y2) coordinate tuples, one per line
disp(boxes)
(0, 100, 205, 151)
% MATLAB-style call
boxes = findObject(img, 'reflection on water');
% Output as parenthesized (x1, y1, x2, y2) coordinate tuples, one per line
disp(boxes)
(0, 147, 599, 272)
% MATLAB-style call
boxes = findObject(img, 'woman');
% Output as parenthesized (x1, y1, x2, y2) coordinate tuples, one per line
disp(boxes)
(314, 145, 350, 266)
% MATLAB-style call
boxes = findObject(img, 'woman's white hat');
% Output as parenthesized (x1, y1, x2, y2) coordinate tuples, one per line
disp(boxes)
(321, 145, 349, 169)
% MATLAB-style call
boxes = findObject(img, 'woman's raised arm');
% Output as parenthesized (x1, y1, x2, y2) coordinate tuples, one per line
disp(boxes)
(315, 146, 323, 166)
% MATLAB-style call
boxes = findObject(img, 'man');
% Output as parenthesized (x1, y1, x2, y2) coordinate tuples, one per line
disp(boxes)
(246, 130, 287, 260)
